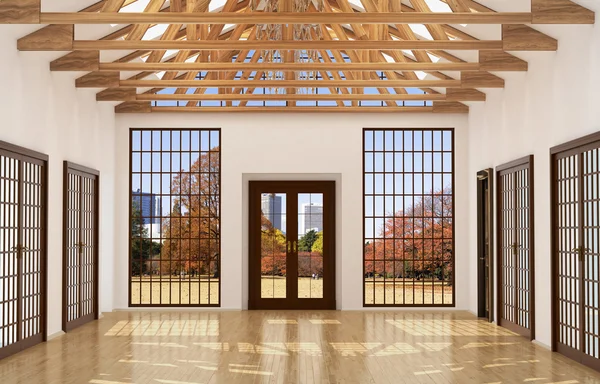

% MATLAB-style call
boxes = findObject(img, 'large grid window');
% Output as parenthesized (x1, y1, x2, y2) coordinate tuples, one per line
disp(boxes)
(363, 129, 454, 306)
(130, 129, 220, 306)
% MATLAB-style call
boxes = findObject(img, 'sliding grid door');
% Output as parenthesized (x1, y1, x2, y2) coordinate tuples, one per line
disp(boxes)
(129, 129, 221, 307)
(552, 132, 600, 371)
(363, 129, 455, 307)
(63, 162, 99, 332)
(0, 141, 47, 360)
(497, 156, 535, 339)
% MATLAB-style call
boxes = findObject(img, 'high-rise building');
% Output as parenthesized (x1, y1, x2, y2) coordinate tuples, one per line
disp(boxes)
(132, 189, 161, 225)
(300, 203, 323, 235)
(261, 193, 282, 231)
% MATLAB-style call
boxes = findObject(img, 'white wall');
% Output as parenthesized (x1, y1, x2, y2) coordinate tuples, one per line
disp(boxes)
(0, 25, 116, 338)
(466, 8, 600, 348)
(115, 113, 469, 310)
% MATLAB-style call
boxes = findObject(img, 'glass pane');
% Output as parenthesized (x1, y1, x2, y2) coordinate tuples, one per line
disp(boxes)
(298, 193, 324, 299)
(261, 193, 287, 299)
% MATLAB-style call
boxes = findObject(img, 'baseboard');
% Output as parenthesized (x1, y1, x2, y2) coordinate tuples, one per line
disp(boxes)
(532, 340, 552, 350)
(47, 330, 65, 341)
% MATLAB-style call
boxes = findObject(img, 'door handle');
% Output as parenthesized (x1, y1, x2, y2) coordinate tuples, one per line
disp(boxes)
(293, 241, 297, 253)
(287, 241, 291, 253)
(511, 242, 520, 256)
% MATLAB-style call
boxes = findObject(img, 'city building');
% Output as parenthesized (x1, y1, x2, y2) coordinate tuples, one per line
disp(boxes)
(261, 193, 282, 231)
(131, 189, 161, 225)
(300, 202, 323, 235)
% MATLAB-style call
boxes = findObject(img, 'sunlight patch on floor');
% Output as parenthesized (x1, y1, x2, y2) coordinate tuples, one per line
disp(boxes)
(309, 319, 341, 324)
(386, 319, 519, 336)
(267, 319, 298, 324)
(104, 320, 219, 337)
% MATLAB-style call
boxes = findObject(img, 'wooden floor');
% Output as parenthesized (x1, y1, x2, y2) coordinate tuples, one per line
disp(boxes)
(1, 311, 600, 384)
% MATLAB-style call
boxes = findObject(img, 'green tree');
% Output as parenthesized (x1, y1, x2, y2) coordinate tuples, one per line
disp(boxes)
(311, 231, 323, 254)
(131, 202, 162, 276)
(298, 229, 318, 252)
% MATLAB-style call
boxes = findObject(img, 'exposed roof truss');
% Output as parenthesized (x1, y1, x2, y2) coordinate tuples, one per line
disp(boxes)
(1, 0, 595, 113)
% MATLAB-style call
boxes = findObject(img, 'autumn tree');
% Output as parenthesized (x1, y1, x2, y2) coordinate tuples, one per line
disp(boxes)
(260, 214, 287, 276)
(364, 187, 452, 281)
(160, 148, 220, 276)
(311, 232, 323, 254)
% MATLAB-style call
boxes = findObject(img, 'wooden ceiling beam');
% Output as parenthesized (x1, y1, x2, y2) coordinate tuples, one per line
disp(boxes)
(50, 51, 100, 71)
(76, 71, 120, 87)
(479, 50, 528, 72)
(24, 40, 505, 51)
(110, 78, 507, 88)
(89, 62, 484, 72)
(0, 0, 40, 23)
(17, 24, 74, 51)
(114, 104, 471, 113)
(461, 71, 505, 88)
(532, 0, 595, 24)
(30, 8, 594, 25)
(503, 24, 558, 51)
(34, 12, 544, 25)
(109, 93, 484, 102)
(432, 101, 469, 113)
(137, 106, 456, 113)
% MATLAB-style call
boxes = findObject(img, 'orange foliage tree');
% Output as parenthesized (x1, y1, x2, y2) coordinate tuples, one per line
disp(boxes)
(260, 213, 287, 276)
(160, 148, 220, 276)
(364, 188, 452, 280)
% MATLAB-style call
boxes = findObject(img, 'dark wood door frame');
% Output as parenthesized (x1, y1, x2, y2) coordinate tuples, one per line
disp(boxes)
(551, 131, 600, 372)
(477, 168, 494, 322)
(62, 161, 100, 332)
(496, 155, 535, 340)
(248, 180, 336, 310)
(0, 141, 48, 361)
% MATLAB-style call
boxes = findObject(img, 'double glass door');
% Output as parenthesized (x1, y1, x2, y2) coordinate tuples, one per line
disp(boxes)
(249, 181, 335, 309)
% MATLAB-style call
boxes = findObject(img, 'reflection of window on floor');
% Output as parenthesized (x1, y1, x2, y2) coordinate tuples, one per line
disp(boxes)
(129, 129, 220, 306)
(363, 129, 454, 306)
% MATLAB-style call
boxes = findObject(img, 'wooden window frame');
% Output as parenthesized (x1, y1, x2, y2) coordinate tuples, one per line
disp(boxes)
(128, 128, 222, 307)
(362, 128, 456, 307)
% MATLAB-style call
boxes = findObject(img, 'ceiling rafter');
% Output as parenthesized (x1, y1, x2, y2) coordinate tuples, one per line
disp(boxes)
(1, 0, 594, 113)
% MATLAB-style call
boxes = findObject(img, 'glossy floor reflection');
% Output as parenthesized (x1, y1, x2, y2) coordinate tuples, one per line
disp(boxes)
(1, 311, 600, 384)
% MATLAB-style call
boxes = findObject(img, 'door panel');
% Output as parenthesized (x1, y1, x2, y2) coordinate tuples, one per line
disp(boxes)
(497, 156, 535, 339)
(297, 193, 324, 299)
(260, 193, 287, 299)
(249, 181, 335, 310)
(0, 142, 47, 361)
(63, 162, 99, 332)
(477, 169, 493, 322)
(583, 148, 600, 359)
(556, 153, 581, 352)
